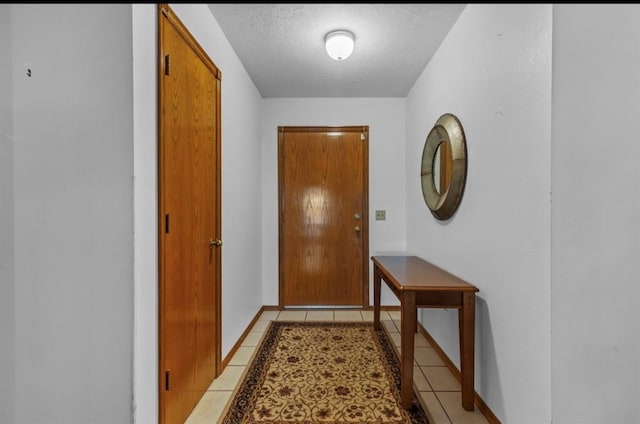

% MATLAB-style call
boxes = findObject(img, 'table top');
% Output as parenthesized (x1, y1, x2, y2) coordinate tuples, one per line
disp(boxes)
(372, 255, 478, 293)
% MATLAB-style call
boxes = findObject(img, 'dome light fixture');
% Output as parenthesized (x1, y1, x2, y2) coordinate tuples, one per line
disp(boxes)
(324, 30, 355, 61)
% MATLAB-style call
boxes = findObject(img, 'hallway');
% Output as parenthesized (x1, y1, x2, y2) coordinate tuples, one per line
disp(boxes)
(3, 5, 639, 423)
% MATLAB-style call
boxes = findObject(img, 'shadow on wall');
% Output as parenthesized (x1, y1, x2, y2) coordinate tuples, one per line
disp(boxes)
(476, 296, 504, 420)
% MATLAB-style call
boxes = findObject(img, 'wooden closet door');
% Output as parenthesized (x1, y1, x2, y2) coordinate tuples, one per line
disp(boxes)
(279, 127, 368, 307)
(158, 5, 222, 424)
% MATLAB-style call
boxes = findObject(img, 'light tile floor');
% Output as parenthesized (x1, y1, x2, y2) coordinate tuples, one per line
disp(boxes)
(185, 309, 489, 424)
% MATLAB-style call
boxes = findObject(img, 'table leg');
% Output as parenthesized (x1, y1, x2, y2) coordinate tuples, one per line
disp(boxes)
(459, 292, 475, 411)
(373, 266, 381, 331)
(400, 290, 416, 409)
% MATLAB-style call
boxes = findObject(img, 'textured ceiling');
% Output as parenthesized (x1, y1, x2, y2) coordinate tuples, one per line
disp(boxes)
(208, 4, 466, 98)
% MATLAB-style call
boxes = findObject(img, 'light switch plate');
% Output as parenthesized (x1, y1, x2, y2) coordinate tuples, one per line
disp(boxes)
(375, 210, 386, 220)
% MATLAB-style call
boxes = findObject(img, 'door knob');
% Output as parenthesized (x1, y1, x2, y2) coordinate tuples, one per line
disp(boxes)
(354, 226, 361, 232)
(209, 239, 223, 248)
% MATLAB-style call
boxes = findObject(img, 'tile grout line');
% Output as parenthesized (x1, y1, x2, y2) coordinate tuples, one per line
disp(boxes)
(434, 390, 456, 424)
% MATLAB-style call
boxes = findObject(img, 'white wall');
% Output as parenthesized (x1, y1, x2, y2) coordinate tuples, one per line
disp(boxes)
(551, 5, 640, 423)
(133, 4, 264, 422)
(10, 4, 134, 423)
(0, 5, 15, 423)
(261, 98, 406, 307)
(405, 5, 552, 423)
(132, 4, 158, 424)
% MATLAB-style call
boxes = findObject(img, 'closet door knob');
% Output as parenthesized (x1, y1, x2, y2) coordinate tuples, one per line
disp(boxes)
(209, 239, 223, 248)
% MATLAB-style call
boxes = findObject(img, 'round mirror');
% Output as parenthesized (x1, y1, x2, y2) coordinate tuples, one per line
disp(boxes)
(420, 113, 467, 220)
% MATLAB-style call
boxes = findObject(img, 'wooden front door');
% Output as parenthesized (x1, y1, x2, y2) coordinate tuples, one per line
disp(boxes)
(158, 5, 222, 424)
(279, 127, 369, 307)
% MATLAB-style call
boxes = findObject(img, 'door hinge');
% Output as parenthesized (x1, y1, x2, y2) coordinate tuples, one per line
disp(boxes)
(361, 133, 366, 140)
(164, 55, 170, 76)
(165, 214, 170, 234)
(165, 370, 170, 391)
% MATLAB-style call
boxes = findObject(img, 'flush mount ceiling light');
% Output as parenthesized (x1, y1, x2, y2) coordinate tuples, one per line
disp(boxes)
(324, 30, 355, 61)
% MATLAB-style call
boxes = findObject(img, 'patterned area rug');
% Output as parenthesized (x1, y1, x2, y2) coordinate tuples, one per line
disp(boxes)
(220, 321, 428, 423)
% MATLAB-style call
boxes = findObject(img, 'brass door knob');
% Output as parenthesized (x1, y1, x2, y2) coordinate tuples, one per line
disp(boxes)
(354, 226, 361, 232)
(209, 239, 223, 248)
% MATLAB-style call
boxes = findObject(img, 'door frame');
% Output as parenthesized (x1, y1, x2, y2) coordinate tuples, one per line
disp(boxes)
(277, 126, 369, 308)
(157, 4, 222, 423)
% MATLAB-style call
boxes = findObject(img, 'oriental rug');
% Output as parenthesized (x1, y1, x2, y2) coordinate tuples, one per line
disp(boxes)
(219, 321, 428, 424)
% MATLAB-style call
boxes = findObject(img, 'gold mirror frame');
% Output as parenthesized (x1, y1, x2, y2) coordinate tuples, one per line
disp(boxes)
(420, 113, 467, 220)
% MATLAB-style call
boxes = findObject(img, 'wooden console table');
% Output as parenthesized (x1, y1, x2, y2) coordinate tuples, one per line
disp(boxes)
(372, 255, 479, 411)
